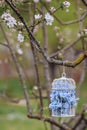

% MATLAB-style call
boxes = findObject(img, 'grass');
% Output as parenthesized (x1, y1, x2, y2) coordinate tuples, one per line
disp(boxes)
(0, 113, 47, 130)
(0, 98, 50, 130)
(0, 119, 46, 130)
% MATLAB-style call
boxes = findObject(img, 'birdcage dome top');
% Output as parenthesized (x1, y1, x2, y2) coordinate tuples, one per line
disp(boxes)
(52, 76, 76, 90)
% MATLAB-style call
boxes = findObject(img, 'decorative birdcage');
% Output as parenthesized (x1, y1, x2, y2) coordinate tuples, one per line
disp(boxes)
(49, 73, 79, 117)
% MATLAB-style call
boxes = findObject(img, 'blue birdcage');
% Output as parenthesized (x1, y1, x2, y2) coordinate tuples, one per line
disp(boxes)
(49, 73, 79, 117)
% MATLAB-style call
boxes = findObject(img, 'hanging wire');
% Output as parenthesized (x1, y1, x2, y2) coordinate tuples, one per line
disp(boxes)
(62, 61, 66, 77)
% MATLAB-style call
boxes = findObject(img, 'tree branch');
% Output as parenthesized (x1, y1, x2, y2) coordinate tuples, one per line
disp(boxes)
(48, 51, 87, 67)
(5, 0, 87, 68)
(72, 107, 86, 130)
(41, 4, 54, 130)
(82, 0, 87, 6)
(0, 42, 9, 48)
(0, 23, 31, 114)
(41, 4, 51, 101)
(28, 3, 43, 115)
(27, 114, 70, 130)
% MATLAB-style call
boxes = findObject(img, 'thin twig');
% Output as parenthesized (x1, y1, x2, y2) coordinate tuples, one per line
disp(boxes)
(28, 3, 43, 115)
(50, 37, 82, 58)
(41, 4, 51, 101)
(41, 4, 54, 130)
(41, 2, 87, 25)
(76, 0, 86, 97)
(0, 42, 9, 48)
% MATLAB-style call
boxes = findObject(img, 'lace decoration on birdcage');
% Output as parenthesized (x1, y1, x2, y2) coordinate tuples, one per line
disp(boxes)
(49, 72, 79, 117)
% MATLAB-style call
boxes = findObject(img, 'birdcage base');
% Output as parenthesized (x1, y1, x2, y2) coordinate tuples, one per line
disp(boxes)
(52, 114, 75, 117)
(52, 108, 76, 117)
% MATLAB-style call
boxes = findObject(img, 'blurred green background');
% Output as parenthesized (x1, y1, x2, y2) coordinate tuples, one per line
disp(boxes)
(0, 0, 87, 130)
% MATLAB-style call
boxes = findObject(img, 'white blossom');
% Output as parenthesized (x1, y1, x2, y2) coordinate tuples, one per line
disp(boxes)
(17, 48, 23, 55)
(33, 25, 39, 34)
(33, 86, 38, 90)
(50, 7, 56, 12)
(33, 0, 39, 3)
(77, 31, 85, 38)
(77, 33, 81, 38)
(56, 32, 59, 37)
(63, 1, 70, 8)
(54, 26, 60, 31)
(46, 0, 51, 2)
(34, 14, 42, 20)
(16, 45, 23, 55)
(18, 21, 23, 26)
(84, 29, 87, 34)
(60, 37, 64, 43)
(66, 9, 69, 12)
(1, 12, 17, 28)
(45, 13, 54, 25)
(79, 8, 83, 11)
(17, 32, 24, 43)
